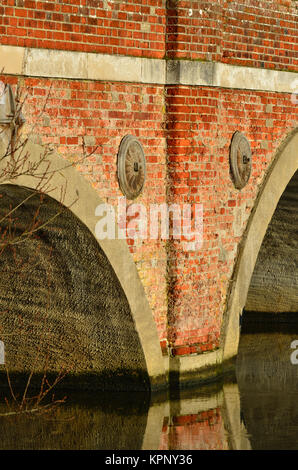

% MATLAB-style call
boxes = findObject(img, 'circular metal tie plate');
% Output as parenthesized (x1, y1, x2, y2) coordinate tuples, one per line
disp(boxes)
(229, 131, 252, 190)
(117, 135, 146, 200)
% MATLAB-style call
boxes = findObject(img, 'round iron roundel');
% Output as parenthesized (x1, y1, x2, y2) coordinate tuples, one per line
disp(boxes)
(117, 135, 146, 199)
(229, 131, 252, 190)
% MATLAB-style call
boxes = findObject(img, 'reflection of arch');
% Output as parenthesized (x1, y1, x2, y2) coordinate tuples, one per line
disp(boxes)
(222, 128, 298, 361)
(0, 135, 166, 390)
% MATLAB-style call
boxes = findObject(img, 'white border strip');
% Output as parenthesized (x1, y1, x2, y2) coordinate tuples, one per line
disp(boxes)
(0, 45, 166, 85)
(167, 60, 298, 94)
(0, 45, 297, 93)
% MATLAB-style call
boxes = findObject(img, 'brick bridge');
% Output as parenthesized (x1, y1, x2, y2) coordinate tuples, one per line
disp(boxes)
(0, 0, 297, 391)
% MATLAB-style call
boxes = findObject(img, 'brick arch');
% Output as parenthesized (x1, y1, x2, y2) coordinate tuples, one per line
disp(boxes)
(0, 134, 166, 390)
(222, 128, 298, 361)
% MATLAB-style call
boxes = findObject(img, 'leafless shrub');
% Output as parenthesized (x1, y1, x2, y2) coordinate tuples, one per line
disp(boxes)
(0, 79, 98, 415)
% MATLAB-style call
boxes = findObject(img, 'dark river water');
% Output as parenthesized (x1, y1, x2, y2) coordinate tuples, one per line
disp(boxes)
(1, 326, 298, 450)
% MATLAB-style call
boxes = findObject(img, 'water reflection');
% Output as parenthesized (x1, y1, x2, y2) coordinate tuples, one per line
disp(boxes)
(157, 383, 250, 450)
(236, 326, 298, 450)
(0, 329, 298, 450)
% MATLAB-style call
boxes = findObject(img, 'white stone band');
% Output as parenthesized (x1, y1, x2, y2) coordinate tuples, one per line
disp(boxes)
(0, 45, 297, 93)
(167, 60, 298, 94)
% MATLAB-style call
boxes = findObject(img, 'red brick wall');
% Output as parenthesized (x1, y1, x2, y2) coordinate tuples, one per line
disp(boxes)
(1, 76, 297, 358)
(0, 74, 169, 343)
(0, 0, 166, 58)
(0, 0, 297, 359)
(1, 1, 297, 71)
(166, 0, 298, 72)
(166, 85, 297, 355)
(14, 78, 295, 359)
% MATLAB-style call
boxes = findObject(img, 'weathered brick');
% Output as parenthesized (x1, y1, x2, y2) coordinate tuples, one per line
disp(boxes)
(0, 0, 297, 359)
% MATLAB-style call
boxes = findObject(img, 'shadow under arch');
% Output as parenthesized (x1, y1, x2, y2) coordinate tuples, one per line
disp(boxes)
(221, 128, 298, 362)
(0, 136, 166, 391)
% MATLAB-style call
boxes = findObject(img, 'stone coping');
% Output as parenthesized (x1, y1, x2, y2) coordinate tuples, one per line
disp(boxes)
(0, 45, 297, 94)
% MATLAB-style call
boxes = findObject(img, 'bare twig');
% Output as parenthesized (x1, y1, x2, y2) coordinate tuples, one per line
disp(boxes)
(0, 80, 89, 416)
